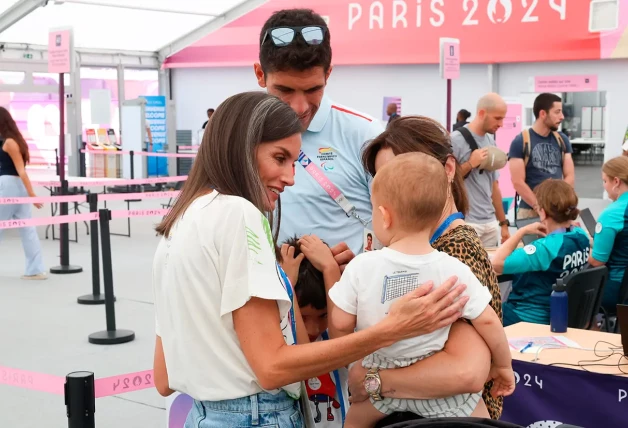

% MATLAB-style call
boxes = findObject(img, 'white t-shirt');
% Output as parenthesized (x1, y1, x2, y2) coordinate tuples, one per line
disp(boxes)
(304, 334, 349, 428)
(152, 192, 300, 401)
(329, 248, 492, 359)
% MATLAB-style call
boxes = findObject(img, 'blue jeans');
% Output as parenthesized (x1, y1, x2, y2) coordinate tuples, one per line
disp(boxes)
(185, 390, 303, 428)
(0, 175, 45, 275)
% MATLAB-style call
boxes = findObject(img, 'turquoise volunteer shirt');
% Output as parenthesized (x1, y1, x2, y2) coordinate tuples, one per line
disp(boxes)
(278, 96, 384, 255)
(503, 227, 591, 325)
(592, 192, 628, 308)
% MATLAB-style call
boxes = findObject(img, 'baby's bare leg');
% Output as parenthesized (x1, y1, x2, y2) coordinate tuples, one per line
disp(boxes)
(470, 398, 490, 418)
(344, 399, 388, 428)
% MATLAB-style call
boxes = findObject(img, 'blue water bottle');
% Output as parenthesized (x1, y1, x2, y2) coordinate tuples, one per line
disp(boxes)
(550, 281, 568, 333)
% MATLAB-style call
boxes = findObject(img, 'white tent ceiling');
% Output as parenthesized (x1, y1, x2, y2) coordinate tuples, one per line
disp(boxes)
(0, 0, 267, 57)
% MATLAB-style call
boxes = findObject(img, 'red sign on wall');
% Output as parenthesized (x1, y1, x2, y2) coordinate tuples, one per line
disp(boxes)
(164, 0, 622, 68)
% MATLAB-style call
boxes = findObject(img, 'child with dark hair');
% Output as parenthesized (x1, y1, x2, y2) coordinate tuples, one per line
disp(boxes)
(280, 235, 348, 427)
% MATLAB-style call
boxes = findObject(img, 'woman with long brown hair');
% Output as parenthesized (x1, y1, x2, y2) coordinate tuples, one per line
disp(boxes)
(0, 106, 46, 279)
(151, 92, 468, 427)
(352, 115, 505, 422)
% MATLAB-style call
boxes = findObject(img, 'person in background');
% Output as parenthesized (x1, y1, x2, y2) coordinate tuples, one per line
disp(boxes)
(202, 108, 215, 129)
(452, 109, 471, 132)
(280, 233, 496, 428)
(508, 93, 575, 220)
(0, 106, 46, 280)
(386, 103, 400, 128)
(588, 156, 628, 311)
(359, 116, 505, 421)
(151, 92, 469, 427)
(492, 179, 590, 326)
(329, 153, 513, 427)
(451, 93, 510, 246)
(255, 8, 384, 264)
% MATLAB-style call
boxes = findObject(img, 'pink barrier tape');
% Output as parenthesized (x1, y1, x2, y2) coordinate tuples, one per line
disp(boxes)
(94, 370, 154, 398)
(111, 208, 170, 219)
(178, 145, 200, 150)
(98, 191, 180, 202)
(133, 151, 196, 158)
(0, 194, 87, 205)
(31, 179, 62, 187)
(0, 212, 99, 230)
(80, 149, 196, 158)
(32, 175, 187, 187)
(0, 366, 65, 395)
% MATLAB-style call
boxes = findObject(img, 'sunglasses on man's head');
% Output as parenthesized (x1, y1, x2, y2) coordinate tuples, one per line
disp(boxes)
(261, 25, 327, 47)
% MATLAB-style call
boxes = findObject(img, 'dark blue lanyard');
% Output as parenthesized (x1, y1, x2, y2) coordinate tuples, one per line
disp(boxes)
(430, 212, 465, 244)
(321, 331, 346, 424)
(277, 263, 297, 344)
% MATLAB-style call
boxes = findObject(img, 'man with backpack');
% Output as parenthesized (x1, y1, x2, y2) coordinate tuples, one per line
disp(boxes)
(451, 93, 510, 247)
(508, 93, 575, 220)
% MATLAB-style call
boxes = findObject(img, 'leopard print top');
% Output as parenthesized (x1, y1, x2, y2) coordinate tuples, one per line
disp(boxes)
(432, 224, 504, 420)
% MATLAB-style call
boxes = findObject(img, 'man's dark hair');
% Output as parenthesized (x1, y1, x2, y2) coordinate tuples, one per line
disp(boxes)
(283, 236, 327, 310)
(259, 9, 332, 73)
(533, 93, 562, 120)
(207, 108, 215, 113)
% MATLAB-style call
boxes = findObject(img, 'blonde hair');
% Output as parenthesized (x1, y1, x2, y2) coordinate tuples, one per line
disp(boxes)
(602, 156, 628, 185)
(535, 179, 579, 223)
(372, 152, 447, 232)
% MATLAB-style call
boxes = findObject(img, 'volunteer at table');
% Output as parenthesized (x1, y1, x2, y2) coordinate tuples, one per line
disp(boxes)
(492, 179, 590, 326)
(589, 156, 628, 310)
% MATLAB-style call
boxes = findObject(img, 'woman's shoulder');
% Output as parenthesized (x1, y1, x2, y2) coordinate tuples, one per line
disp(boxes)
(1, 137, 17, 152)
(433, 225, 497, 279)
(434, 225, 484, 255)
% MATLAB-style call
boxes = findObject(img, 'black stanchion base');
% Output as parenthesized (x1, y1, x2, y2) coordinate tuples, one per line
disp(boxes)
(88, 329, 135, 345)
(77, 294, 115, 305)
(50, 264, 83, 274)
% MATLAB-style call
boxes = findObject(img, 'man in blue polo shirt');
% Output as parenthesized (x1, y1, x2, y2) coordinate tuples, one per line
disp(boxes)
(254, 9, 384, 258)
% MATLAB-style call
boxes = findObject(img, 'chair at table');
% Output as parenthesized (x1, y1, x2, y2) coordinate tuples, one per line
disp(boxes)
(602, 265, 628, 333)
(556, 266, 608, 330)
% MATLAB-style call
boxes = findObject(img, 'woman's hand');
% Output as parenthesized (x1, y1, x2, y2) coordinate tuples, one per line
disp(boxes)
(522, 222, 547, 237)
(381, 276, 468, 342)
(348, 363, 369, 403)
(299, 235, 336, 273)
(279, 244, 304, 288)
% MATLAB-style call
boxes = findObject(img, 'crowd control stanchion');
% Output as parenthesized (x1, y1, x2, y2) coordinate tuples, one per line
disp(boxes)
(77, 194, 110, 305)
(446, 78, 452, 131)
(88, 209, 135, 345)
(65, 371, 95, 428)
(50, 179, 83, 274)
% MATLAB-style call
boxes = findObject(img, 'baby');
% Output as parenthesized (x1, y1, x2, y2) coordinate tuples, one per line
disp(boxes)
(329, 152, 514, 427)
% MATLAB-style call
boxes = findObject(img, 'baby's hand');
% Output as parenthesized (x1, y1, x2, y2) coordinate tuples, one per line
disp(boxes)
(280, 244, 304, 289)
(299, 234, 336, 273)
(489, 365, 516, 398)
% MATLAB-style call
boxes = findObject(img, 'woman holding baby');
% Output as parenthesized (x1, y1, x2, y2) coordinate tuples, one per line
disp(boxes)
(151, 93, 497, 428)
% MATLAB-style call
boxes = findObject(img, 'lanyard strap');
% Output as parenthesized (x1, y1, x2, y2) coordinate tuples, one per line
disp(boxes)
(321, 331, 346, 424)
(277, 263, 297, 344)
(430, 212, 465, 244)
(298, 150, 368, 227)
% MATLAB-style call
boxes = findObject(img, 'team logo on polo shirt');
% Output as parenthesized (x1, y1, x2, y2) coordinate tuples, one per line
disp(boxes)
(595, 222, 603, 234)
(524, 245, 537, 255)
(317, 147, 338, 171)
